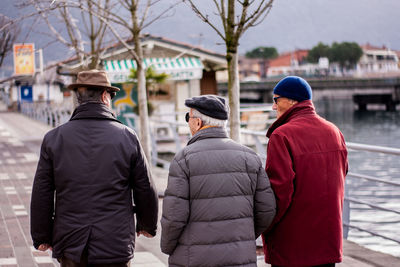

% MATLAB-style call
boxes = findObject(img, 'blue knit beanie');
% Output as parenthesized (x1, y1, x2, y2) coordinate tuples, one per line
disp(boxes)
(273, 76, 312, 102)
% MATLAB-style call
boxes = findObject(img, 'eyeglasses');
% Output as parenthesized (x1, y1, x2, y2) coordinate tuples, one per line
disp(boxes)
(273, 96, 283, 104)
(185, 112, 197, 123)
(108, 91, 116, 100)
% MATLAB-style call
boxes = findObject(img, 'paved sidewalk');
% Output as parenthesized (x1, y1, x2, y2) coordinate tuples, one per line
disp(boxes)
(0, 111, 168, 267)
(1, 108, 400, 266)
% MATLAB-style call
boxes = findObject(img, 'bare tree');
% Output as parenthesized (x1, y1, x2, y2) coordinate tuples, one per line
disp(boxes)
(0, 15, 20, 68)
(82, 0, 180, 163)
(13, 0, 178, 163)
(184, 0, 274, 142)
(18, 0, 112, 69)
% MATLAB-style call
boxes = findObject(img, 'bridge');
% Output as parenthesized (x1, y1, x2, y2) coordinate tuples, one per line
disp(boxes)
(218, 77, 400, 111)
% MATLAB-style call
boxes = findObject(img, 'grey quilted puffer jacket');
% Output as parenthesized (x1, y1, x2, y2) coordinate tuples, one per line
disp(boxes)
(161, 127, 276, 267)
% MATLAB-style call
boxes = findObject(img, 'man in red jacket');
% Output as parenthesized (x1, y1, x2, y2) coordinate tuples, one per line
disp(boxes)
(262, 76, 348, 267)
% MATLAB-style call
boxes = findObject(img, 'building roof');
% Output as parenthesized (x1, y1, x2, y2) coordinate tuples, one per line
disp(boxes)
(0, 62, 67, 85)
(268, 50, 309, 67)
(360, 43, 388, 51)
(58, 34, 226, 73)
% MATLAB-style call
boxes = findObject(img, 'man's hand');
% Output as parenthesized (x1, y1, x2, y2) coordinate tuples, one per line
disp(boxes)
(137, 231, 154, 238)
(38, 244, 52, 251)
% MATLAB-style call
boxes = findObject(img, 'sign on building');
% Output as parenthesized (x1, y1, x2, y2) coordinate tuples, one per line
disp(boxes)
(13, 43, 35, 75)
(20, 85, 33, 102)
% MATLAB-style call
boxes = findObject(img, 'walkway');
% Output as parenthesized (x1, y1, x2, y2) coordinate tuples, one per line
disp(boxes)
(0, 103, 400, 266)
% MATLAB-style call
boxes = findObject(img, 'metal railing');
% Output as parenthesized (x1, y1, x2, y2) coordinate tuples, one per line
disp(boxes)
(347, 142, 400, 155)
(130, 114, 399, 246)
(15, 104, 400, 246)
(0, 90, 11, 107)
(343, 143, 400, 246)
(20, 102, 72, 127)
(343, 169, 400, 245)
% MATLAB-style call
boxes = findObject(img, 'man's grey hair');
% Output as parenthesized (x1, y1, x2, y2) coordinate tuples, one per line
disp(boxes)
(192, 109, 227, 128)
(75, 87, 104, 105)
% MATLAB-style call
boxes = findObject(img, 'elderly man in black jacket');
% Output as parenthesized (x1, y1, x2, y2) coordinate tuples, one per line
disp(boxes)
(30, 70, 158, 266)
(161, 95, 276, 267)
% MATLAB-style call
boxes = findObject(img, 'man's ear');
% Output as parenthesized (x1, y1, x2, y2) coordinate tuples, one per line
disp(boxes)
(197, 118, 203, 129)
(101, 90, 110, 105)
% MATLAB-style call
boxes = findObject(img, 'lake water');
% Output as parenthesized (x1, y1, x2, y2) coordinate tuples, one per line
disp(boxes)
(314, 99, 400, 257)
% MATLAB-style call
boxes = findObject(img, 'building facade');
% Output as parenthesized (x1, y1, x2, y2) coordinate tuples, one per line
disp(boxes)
(58, 34, 226, 127)
(356, 44, 399, 76)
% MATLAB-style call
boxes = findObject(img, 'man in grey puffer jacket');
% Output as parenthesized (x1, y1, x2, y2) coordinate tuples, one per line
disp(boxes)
(161, 95, 276, 267)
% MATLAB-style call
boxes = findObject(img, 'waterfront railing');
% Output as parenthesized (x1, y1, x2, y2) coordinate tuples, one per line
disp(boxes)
(136, 113, 400, 247)
(18, 103, 400, 247)
(20, 102, 72, 127)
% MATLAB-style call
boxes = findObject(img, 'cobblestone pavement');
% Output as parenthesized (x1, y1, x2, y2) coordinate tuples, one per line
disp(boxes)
(0, 110, 167, 267)
(0, 119, 55, 266)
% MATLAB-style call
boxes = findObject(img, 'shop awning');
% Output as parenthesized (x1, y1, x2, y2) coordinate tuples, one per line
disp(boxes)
(103, 57, 204, 83)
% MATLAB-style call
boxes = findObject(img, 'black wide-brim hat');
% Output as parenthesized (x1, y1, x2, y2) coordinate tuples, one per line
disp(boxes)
(67, 70, 120, 92)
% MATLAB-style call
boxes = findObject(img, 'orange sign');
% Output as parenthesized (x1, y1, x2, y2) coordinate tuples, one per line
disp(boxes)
(13, 43, 35, 75)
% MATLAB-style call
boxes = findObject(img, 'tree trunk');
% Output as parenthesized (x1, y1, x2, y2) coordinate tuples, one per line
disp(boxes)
(134, 37, 152, 164)
(137, 63, 152, 163)
(227, 51, 240, 142)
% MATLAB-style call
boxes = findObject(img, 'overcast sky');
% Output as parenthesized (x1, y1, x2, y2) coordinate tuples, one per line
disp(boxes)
(1, 0, 399, 74)
(145, 0, 400, 54)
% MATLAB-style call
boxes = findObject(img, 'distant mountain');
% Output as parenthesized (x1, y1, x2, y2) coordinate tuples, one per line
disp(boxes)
(1, 0, 399, 77)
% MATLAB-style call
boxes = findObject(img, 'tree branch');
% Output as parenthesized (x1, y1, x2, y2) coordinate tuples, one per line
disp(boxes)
(59, 5, 85, 63)
(235, 0, 250, 38)
(84, 0, 132, 30)
(219, 0, 227, 33)
(139, 0, 152, 29)
(184, 0, 226, 41)
(141, 0, 181, 29)
(79, 3, 139, 61)
(242, 0, 273, 33)
(245, 3, 272, 29)
(31, 1, 86, 57)
(0, 4, 59, 32)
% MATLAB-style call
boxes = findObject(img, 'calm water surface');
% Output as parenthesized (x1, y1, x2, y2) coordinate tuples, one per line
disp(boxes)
(315, 99, 400, 257)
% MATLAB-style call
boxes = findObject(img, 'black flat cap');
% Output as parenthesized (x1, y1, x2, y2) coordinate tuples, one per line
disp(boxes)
(185, 95, 228, 120)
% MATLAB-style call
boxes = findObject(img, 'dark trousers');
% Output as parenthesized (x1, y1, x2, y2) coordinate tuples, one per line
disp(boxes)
(59, 250, 130, 267)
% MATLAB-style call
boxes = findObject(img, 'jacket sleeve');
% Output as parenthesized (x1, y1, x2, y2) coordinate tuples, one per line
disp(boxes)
(263, 133, 295, 234)
(30, 136, 55, 249)
(160, 156, 189, 255)
(131, 137, 159, 236)
(254, 162, 276, 237)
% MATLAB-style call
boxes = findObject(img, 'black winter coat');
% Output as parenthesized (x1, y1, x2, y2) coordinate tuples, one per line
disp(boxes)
(30, 103, 158, 264)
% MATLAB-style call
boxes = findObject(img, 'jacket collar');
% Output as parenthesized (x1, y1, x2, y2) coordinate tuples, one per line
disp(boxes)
(187, 126, 228, 146)
(267, 100, 316, 138)
(70, 102, 121, 123)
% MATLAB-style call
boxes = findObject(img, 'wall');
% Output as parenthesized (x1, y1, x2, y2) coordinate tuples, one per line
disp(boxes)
(175, 79, 200, 133)
(9, 83, 63, 103)
(33, 83, 64, 103)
